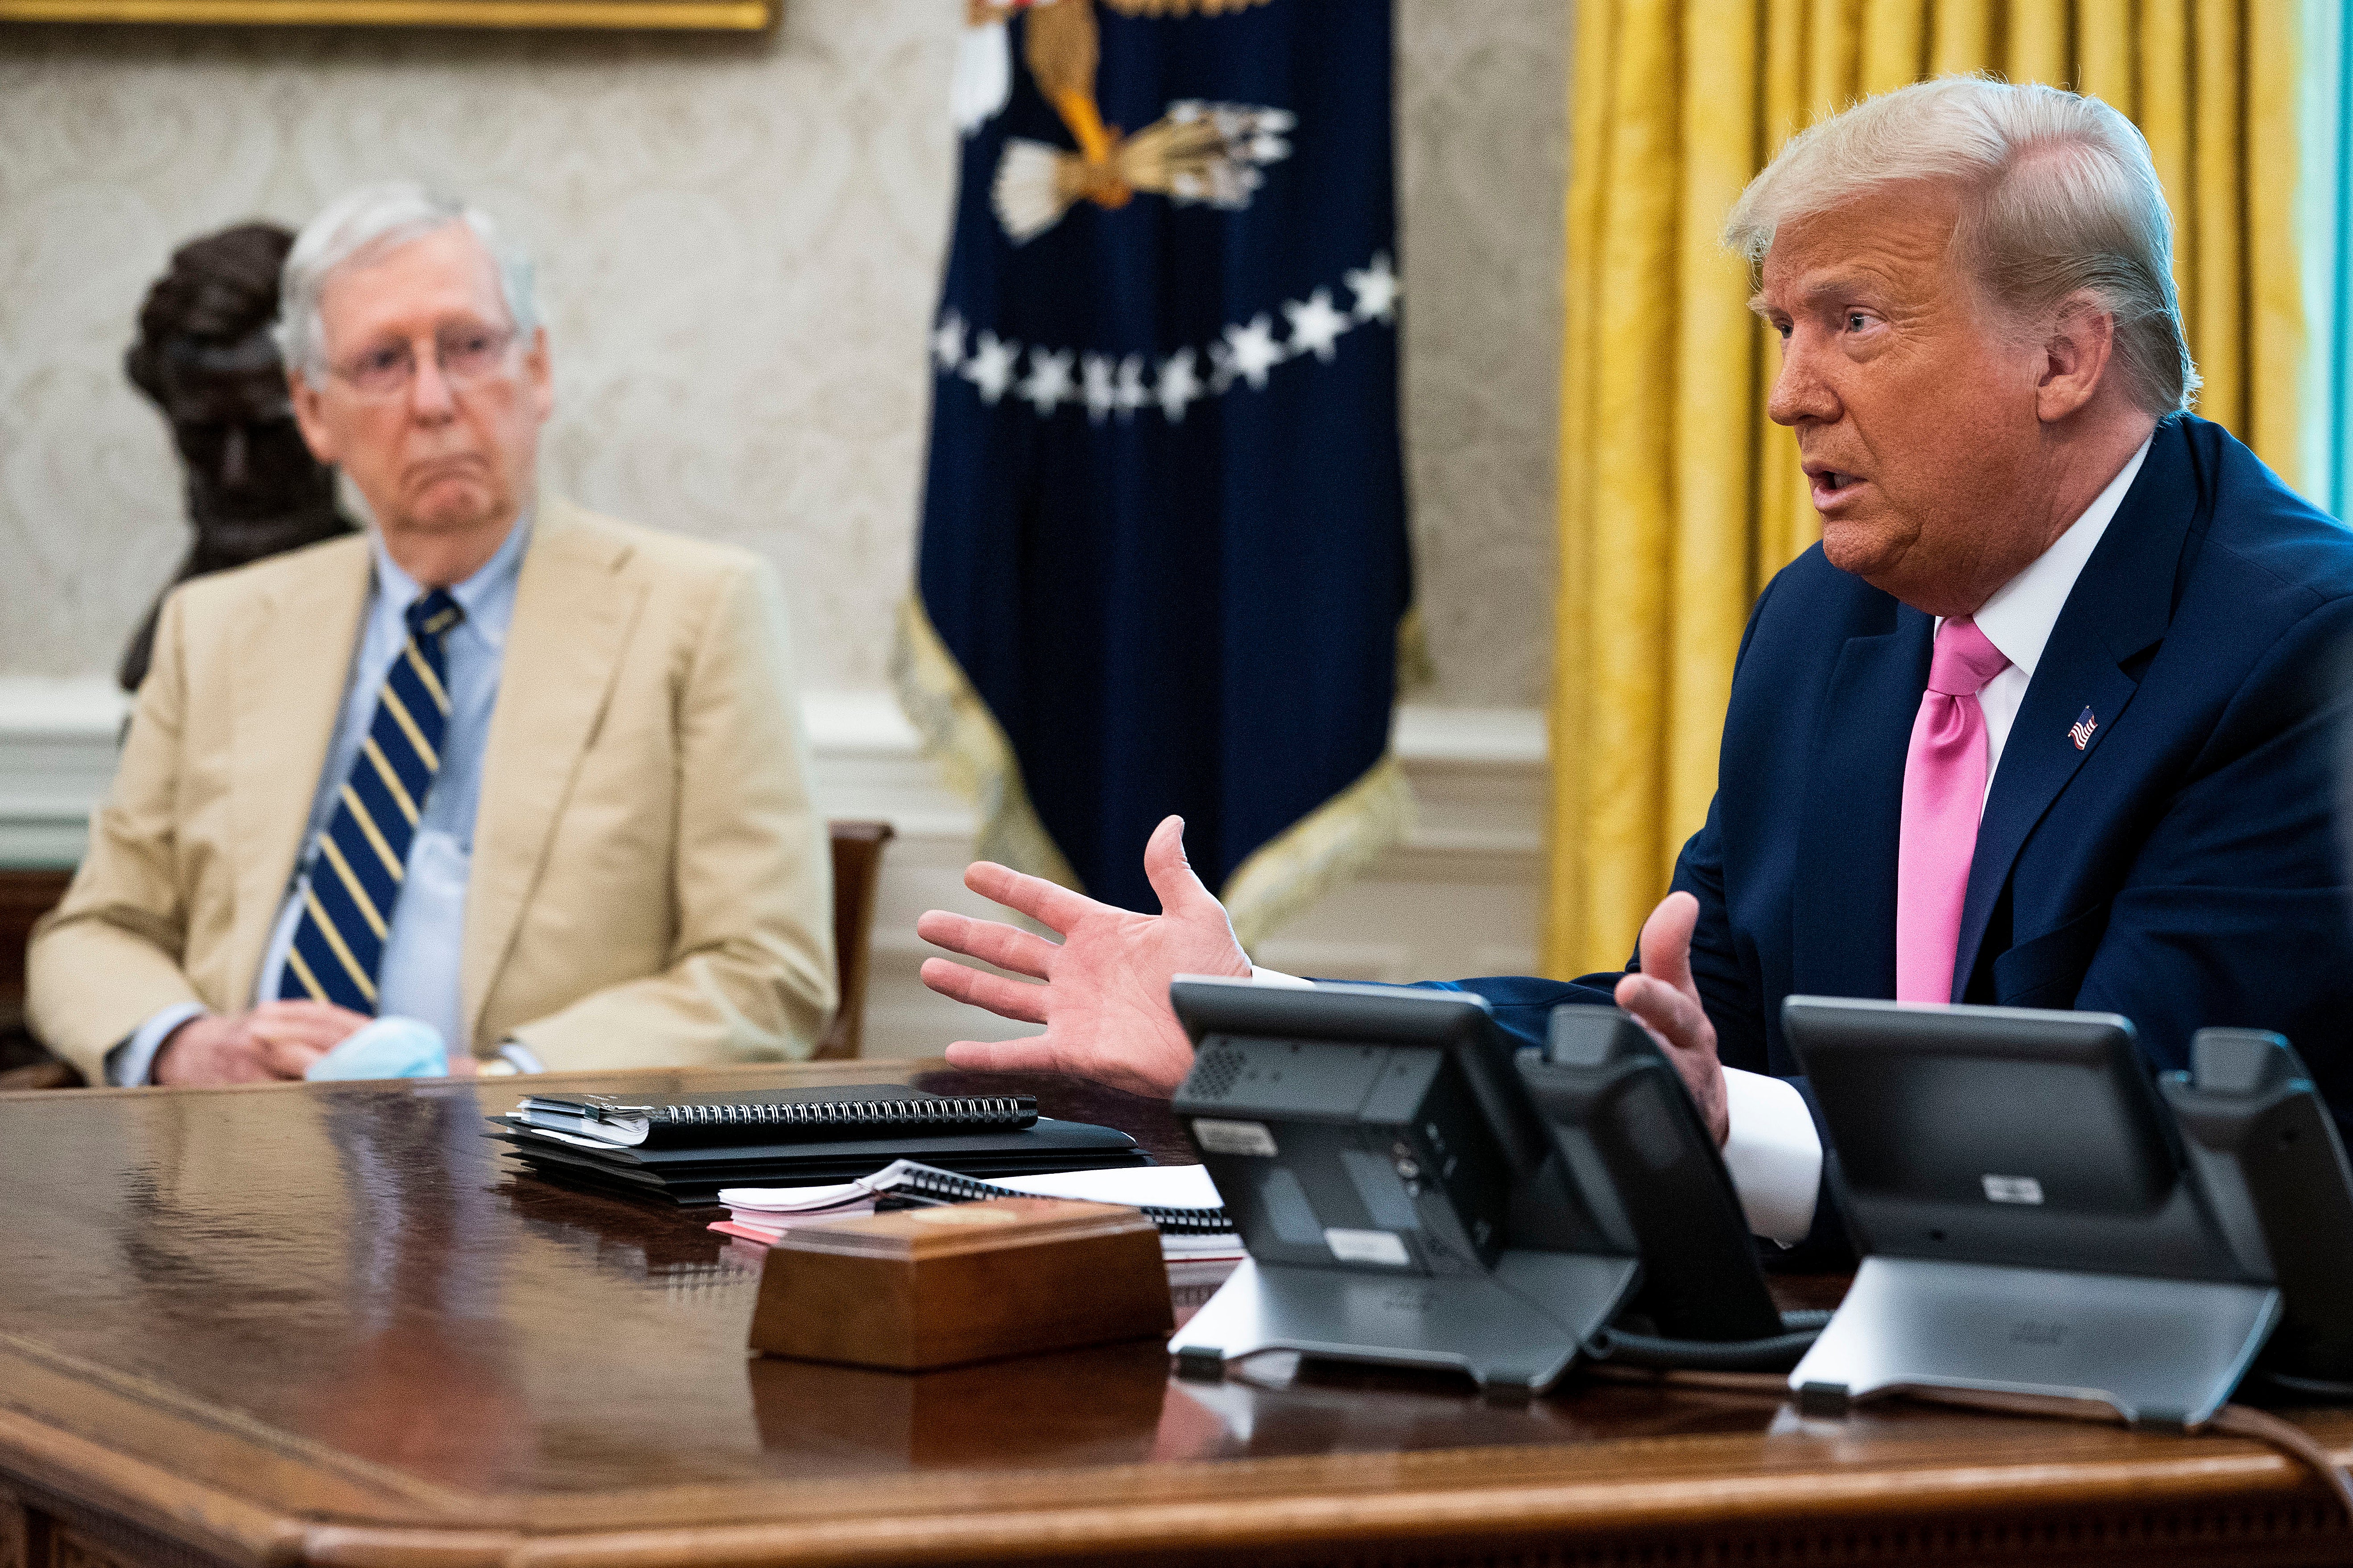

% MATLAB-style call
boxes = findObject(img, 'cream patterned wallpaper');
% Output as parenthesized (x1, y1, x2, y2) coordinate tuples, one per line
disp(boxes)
(0, 0, 1564, 706)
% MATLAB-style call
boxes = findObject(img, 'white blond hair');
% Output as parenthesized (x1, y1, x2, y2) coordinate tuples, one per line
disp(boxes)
(1725, 75, 2197, 415)
(275, 182, 539, 377)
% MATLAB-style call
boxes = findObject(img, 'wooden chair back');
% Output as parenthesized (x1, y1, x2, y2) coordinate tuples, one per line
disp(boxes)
(814, 819, 895, 1060)
(0, 869, 77, 1089)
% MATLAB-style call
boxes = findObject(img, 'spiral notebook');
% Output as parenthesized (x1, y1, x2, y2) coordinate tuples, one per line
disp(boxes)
(711, 1159, 1243, 1260)
(487, 1084, 1145, 1206)
(510, 1089, 1038, 1148)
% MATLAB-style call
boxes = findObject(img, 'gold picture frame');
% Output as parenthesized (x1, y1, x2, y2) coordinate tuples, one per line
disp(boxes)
(0, 0, 767, 27)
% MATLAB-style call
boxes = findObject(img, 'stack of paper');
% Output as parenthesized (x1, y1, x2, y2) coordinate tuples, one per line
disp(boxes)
(711, 1160, 1244, 1262)
(985, 1166, 1243, 1259)
(710, 1179, 883, 1245)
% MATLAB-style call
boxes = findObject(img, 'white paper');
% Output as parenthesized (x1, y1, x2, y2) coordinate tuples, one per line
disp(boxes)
(717, 1161, 1243, 1261)
(722, 1159, 954, 1213)
(723, 1200, 877, 1236)
(720, 1161, 1229, 1215)
(981, 1165, 1227, 1209)
(718, 1175, 893, 1213)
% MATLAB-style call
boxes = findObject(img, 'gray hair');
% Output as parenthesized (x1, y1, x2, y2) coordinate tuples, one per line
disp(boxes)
(1724, 75, 2197, 416)
(275, 182, 540, 378)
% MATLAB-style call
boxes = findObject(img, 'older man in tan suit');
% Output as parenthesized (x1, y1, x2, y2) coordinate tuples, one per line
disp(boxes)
(29, 184, 834, 1086)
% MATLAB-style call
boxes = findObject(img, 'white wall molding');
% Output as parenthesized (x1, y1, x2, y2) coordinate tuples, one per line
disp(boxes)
(0, 680, 1547, 1058)
(0, 679, 131, 868)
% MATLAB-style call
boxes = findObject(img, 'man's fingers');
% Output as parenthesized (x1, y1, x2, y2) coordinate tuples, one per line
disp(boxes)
(259, 1035, 330, 1080)
(1615, 971, 1711, 1055)
(943, 1037, 1056, 1074)
(1140, 815, 1219, 918)
(1619, 973, 1728, 1142)
(914, 910, 1060, 980)
(963, 860, 1101, 934)
(251, 1001, 372, 1051)
(919, 957, 1052, 1025)
(1636, 891, 1703, 999)
(258, 1000, 372, 1030)
(251, 1016, 354, 1053)
(254, 999, 351, 1020)
(248, 1019, 325, 1052)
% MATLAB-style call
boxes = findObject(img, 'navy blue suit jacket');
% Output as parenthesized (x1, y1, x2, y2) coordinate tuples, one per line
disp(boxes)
(1429, 416, 2353, 1246)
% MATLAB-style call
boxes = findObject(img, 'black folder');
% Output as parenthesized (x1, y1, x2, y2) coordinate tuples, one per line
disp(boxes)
(486, 1085, 1146, 1206)
(509, 1087, 1041, 1148)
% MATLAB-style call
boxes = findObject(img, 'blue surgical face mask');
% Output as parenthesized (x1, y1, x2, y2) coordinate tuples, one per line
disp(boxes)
(303, 1017, 450, 1081)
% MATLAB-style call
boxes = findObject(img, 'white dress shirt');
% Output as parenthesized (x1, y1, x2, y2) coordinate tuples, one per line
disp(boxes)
(107, 517, 532, 1085)
(1961, 438, 2152, 792)
(1249, 435, 2156, 1245)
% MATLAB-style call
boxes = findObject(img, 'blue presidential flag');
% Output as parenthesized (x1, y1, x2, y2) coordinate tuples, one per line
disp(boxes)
(895, 0, 1413, 944)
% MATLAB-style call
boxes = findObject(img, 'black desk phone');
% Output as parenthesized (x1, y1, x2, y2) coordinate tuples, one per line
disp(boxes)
(1162, 981, 1811, 1391)
(1785, 997, 2353, 1421)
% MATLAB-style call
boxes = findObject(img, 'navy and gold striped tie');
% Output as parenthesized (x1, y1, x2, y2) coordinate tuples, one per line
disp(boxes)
(280, 590, 463, 1012)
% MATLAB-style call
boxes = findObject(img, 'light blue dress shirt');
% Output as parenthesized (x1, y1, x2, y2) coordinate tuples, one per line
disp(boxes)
(111, 517, 531, 1084)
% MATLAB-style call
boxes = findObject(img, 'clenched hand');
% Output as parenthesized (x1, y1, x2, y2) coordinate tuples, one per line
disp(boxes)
(154, 1000, 374, 1085)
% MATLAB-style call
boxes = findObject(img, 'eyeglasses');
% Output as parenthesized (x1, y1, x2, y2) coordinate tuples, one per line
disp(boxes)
(330, 326, 517, 401)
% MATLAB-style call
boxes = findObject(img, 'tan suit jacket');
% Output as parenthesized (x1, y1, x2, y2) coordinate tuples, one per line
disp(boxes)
(29, 495, 836, 1082)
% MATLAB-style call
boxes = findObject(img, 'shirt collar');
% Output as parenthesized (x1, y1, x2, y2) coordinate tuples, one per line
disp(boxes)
(367, 509, 533, 651)
(1961, 435, 2153, 680)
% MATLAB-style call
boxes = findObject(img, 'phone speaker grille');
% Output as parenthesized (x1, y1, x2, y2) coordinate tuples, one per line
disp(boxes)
(1188, 1043, 1247, 1102)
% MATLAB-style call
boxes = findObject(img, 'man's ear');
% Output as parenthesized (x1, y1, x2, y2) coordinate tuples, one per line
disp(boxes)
(287, 369, 339, 464)
(2034, 292, 2116, 424)
(522, 326, 554, 424)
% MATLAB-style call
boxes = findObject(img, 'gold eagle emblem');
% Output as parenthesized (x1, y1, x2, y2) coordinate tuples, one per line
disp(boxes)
(956, 0, 1294, 243)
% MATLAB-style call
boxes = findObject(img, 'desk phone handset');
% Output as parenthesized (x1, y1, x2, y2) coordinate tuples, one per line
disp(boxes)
(2162, 1028, 2353, 1394)
(1162, 981, 1813, 1394)
(1519, 1006, 1811, 1359)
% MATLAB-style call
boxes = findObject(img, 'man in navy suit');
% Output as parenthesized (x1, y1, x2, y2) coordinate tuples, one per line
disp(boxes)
(913, 78, 2353, 1249)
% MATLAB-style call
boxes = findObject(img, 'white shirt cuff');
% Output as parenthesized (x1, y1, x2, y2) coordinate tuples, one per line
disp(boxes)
(1247, 966, 1316, 989)
(497, 1039, 547, 1074)
(107, 1002, 209, 1086)
(1719, 1067, 1822, 1244)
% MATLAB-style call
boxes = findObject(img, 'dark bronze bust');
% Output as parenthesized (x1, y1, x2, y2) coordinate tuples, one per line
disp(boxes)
(120, 222, 355, 693)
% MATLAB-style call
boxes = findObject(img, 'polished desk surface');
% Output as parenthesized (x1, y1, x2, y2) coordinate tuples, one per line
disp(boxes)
(0, 1063, 2349, 1568)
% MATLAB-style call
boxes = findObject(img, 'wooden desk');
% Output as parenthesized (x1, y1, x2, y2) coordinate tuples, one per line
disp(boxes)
(1, 1064, 2348, 1568)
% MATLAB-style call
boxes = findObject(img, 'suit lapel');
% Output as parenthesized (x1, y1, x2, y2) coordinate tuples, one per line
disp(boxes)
(1793, 603, 1933, 1001)
(460, 497, 643, 1048)
(1951, 428, 2194, 995)
(227, 537, 373, 994)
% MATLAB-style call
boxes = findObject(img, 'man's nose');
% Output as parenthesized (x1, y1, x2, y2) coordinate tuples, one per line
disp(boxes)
(1766, 332, 1838, 428)
(407, 347, 457, 421)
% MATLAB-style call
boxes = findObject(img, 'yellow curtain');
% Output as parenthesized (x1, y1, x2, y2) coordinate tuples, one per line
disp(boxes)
(1543, 0, 2304, 978)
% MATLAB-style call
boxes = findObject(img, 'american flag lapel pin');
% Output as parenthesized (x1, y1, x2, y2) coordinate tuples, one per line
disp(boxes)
(2069, 706, 2098, 750)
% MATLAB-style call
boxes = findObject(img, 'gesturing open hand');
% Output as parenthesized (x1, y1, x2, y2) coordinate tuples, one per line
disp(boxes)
(1613, 890, 1731, 1145)
(917, 815, 1251, 1098)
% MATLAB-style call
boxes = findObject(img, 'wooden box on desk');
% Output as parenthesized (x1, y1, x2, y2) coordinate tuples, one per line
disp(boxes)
(747, 1197, 1174, 1370)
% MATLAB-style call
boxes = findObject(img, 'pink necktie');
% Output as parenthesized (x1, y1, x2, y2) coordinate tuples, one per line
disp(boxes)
(1895, 617, 2012, 1003)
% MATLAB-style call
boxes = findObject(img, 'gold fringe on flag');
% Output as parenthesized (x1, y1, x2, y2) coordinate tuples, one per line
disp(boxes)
(1220, 744, 1416, 953)
(891, 595, 1082, 893)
